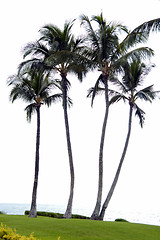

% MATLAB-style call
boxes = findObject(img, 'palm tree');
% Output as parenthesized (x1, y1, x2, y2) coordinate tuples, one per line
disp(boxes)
(8, 69, 62, 217)
(21, 20, 91, 218)
(80, 13, 155, 220)
(96, 59, 157, 220)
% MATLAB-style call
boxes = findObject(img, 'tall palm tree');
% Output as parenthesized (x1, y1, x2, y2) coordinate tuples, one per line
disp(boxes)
(96, 59, 157, 220)
(8, 69, 62, 218)
(81, 13, 155, 220)
(21, 20, 91, 218)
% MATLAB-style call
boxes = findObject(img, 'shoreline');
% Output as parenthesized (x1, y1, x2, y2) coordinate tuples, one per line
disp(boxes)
(0, 203, 159, 226)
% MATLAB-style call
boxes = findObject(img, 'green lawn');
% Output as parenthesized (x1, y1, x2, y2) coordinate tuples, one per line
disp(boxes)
(0, 215, 160, 240)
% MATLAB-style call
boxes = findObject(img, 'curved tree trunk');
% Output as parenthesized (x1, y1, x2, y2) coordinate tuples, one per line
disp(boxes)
(98, 104, 133, 220)
(29, 105, 41, 218)
(91, 77, 109, 220)
(62, 75, 74, 219)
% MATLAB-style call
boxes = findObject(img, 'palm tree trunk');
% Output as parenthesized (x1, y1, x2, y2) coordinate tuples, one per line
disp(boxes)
(91, 77, 109, 220)
(62, 75, 74, 219)
(28, 105, 41, 218)
(98, 104, 133, 220)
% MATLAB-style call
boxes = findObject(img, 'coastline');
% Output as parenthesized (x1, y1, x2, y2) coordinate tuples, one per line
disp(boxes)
(0, 203, 159, 226)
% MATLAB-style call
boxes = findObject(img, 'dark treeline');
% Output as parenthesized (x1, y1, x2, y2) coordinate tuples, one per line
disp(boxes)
(7, 13, 160, 219)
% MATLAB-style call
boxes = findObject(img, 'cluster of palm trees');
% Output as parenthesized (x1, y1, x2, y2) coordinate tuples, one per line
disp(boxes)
(7, 13, 160, 219)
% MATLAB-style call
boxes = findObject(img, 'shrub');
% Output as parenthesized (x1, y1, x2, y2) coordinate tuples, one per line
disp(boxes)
(25, 211, 90, 219)
(72, 214, 90, 219)
(115, 218, 129, 222)
(0, 211, 6, 215)
(0, 223, 38, 239)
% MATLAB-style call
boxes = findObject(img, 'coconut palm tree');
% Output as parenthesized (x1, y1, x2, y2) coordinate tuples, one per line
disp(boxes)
(95, 59, 157, 220)
(20, 20, 91, 218)
(80, 13, 155, 220)
(8, 69, 62, 217)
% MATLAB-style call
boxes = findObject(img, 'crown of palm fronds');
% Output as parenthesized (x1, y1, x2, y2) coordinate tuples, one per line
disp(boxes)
(80, 13, 129, 66)
(122, 60, 155, 91)
(88, 57, 158, 127)
(8, 69, 62, 121)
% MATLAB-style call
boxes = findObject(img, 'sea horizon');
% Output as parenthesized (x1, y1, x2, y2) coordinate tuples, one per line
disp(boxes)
(0, 203, 160, 226)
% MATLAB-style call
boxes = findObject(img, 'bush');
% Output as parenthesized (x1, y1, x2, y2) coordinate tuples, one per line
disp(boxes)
(115, 218, 129, 222)
(0, 223, 38, 239)
(0, 212, 6, 215)
(25, 211, 90, 219)
(72, 214, 90, 219)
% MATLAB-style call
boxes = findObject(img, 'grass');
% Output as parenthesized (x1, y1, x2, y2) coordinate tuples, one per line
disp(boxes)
(0, 214, 160, 240)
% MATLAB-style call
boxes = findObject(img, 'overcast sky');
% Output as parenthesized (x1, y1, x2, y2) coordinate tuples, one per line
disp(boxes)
(1, 0, 160, 218)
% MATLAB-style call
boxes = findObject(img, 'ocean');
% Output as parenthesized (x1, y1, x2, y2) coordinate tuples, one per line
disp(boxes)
(0, 203, 159, 226)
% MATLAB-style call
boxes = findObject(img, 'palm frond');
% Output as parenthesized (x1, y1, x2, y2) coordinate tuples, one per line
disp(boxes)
(7, 74, 19, 86)
(87, 86, 105, 97)
(109, 94, 126, 105)
(134, 18, 160, 35)
(25, 103, 37, 122)
(9, 77, 36, 103)
(40, 20, 75, 52)
(109, 76, 128, 94)
(64, 77, 71, 91)
(135, 85, 157, 102)
(80, 14, 99, 49)
(119, 29, 149, 52)
(44, 93, 62, 106)
(37, 73, 55, 94)
(18, 58, 52, 77)
(8, 63, 61, 122)
(108, 88, 128, 105)
(67, 55, 93, 81)
(117, 47, 154, 68)
(87, 74, 104, 106)
(122, 60, 155, 91)
(119, 18, 160, 52)
(134, 104, 145, 127)
(67, 96, 73, 108)
(22, 41, 49, 59)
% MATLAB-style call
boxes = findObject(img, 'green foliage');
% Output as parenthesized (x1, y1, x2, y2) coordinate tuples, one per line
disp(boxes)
(71, 214, 90, 219)
(0, 223, 38, 239)
(115, 218, 129, 222)
(8, 70, 62, 122)
(24, 210, 90, 219)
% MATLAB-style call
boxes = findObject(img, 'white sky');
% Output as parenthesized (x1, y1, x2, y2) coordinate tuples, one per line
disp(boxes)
(1, 0, 160, 217)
